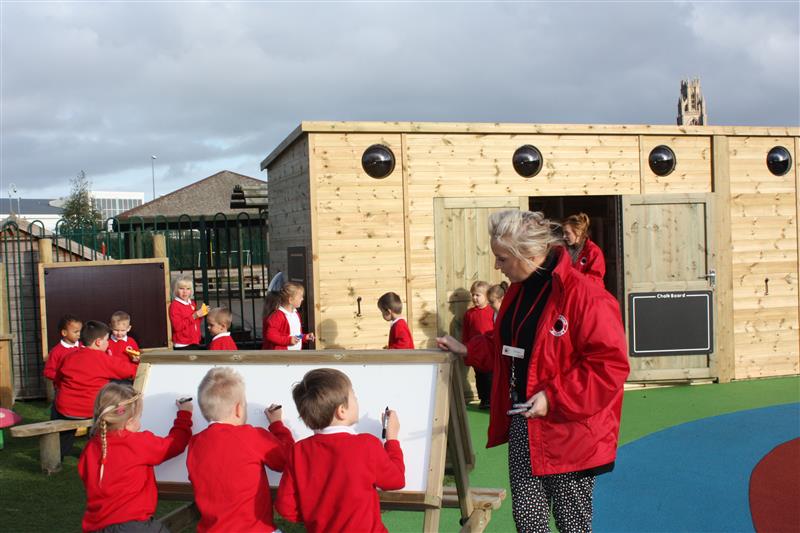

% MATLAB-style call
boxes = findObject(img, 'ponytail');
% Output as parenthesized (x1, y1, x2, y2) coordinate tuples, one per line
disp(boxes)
(92, 383, 141, 484)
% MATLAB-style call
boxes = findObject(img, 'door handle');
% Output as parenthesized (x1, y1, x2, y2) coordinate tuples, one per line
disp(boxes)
(698, 269, 716, 288)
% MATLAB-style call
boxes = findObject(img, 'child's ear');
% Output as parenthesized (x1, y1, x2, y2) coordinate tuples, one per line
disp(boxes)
(334, 403, 347, 421)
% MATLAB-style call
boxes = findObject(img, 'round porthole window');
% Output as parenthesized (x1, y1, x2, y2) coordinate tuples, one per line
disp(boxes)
(766, 146, 792, 176)
(512, 145, 543, 178)
(361, 144, 395, 179)
(648, 145, 677, 176)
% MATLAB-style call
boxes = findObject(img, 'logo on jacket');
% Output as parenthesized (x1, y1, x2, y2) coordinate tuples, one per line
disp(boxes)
(550, 315, 568, 337)
(580, 257, 588, 265)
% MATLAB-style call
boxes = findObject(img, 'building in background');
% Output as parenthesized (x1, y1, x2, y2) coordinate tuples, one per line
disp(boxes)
(0, 198, 63, 231)
(677, 78, 707, 126)
(90, 191, 145, 220)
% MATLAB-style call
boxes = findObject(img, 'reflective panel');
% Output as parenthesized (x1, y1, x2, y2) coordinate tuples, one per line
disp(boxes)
(512, 145, 543, 178)
(361, 144, 396, 179)
(648, 145, 677, 176)
(766, 146, 792, 176)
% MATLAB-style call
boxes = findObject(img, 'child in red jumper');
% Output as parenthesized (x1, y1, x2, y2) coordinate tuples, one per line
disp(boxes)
(462, 281, 495, 409)
(187, 367, 294, 533)
(54, 321, 139, 458)
(276, 368, 405, 533)
(79, 383, 192, 533)
(377, 292, 414, 349)
(43, 314, 82, 388)
(169, 275, 208, 349)
(206, 307, 237, 351)
(108, 310, 140, 364)
(261, 282, 315, 350)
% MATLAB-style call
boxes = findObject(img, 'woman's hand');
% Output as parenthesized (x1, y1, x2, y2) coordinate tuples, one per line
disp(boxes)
(523, 391, 549, 418)
(436, 335, 467, 356)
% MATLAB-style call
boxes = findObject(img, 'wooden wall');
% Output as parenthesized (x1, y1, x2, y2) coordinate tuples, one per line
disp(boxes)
(728, 137, 799, 378)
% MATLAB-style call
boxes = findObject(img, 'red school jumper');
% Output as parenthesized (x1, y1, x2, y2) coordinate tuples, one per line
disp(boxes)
(207, 332, 238, 351)
(169, 298, 202, 346)
(261, 309, 309, 350)
(461, 305, 494, 343)
(78, 410, 192, 532)
(276, 427, 405, 533)
(108, 335, 140, 362)
(55, 347, 139, 418)
(387, 318, 414, 349)
(43, 339, 80, 385)
(187, 421, 294, 533)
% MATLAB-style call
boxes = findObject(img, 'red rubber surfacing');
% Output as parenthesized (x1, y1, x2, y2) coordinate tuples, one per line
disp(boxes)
(749, 437, 800, 533)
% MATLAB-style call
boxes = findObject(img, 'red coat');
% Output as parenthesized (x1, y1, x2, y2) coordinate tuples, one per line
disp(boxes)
(44, 339, 80, 384)
(108, 335, 140, 363)
(387, 318, 414, 349)
(573, 237, 605, 285)
(276, 430, 405, 533)
(261, 310, 309, 350)
(187, 421, 294, 533)
(169, 299, 201, 346)
(78, 410, 192, 532)
(465, 246, 629, 475)
(55, 347, 139, 418)
(208, 332, 238, 351)
(461, 305, 494, 344)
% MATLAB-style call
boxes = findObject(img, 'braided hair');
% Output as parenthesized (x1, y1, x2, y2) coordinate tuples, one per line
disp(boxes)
(91, 383, 142, 484)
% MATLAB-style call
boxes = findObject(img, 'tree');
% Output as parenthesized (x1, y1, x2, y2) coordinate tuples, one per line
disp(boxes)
(60, 170, 101, 231)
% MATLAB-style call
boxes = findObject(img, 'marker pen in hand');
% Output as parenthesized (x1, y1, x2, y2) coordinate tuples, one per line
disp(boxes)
(178, 397, 193, 404)
(382, 406, 390, 439)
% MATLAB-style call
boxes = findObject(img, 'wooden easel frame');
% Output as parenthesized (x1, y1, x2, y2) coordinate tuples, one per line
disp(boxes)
(135, 349, 496, 532)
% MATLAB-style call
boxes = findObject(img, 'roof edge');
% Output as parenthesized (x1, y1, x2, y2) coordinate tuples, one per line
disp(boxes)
(260, 124, 305, 170)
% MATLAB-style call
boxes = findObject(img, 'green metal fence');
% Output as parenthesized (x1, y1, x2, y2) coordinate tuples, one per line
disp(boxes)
(1, 212, 268, 398)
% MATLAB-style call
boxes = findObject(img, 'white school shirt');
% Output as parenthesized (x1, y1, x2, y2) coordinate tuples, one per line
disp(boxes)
(279, 306, 302, 351)
(315, 425, 357, 435)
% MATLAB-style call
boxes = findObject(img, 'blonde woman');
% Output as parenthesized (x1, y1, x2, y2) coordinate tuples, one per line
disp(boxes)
(562, 212, 606, 285)
(78, 383, 193, 532)
(437, 210, 628, 532)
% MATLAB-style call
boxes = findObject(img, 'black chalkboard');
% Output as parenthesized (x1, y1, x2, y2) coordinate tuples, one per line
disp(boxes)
(40, 259, 171, 352)
(628, 290, 713, 357)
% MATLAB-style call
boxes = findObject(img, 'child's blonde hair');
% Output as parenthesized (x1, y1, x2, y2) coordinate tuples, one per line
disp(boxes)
(263, 282, 305, 318)
(470, 280, 490, 294)
(173, 275, 194, 298)
(92, 383, 142, 484)
(110, 310, 131, 326)
(198, 367, 245, 423)
(487, 282, 507, 303)
(207, 307, 232, 329)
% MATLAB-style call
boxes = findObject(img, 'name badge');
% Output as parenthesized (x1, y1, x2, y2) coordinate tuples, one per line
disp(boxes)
(502, 345, 525, 359)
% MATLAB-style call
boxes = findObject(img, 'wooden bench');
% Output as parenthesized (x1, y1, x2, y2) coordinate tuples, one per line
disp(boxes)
(10, 418, 93, 474)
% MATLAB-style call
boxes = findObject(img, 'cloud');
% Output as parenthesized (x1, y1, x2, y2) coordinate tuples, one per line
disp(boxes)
(1, 2, 797, 200)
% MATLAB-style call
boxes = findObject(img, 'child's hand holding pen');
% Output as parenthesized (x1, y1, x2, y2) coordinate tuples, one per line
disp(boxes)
(265, 403, 282, 424)
(382, 408, 400, 440)
(176, 397, 193, 412)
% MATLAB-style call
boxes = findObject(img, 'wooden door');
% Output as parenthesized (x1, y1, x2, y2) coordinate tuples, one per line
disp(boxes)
(434, 197, 527, 400)
(623, 193, 717, 381)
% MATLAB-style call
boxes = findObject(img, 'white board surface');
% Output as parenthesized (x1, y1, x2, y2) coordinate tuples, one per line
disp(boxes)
(139, 362, 439, 492)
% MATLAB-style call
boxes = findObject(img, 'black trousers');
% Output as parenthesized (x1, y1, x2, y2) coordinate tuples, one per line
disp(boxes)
(51, 404, 87, 459)
(508, 415, 595, 532)
(475, 370, 493, 405)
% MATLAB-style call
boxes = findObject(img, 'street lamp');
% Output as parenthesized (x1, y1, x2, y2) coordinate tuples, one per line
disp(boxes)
(8, 183, 18, 215)
(151, 155, 157, 200)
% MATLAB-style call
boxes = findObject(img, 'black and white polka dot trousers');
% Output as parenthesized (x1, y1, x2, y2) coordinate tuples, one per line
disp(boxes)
(508, 415, 595, 532)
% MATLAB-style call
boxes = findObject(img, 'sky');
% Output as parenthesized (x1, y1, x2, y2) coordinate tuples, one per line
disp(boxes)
(1, 1, 798, 202)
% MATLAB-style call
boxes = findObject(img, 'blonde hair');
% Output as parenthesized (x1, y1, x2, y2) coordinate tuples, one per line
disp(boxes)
(470, 280, 490, 294)
(207, 307, 232, 328)
(110, 310, 131, 326)
(279, 282, 304, 305)
(563, 212, 591, 245)
(173, 275, 194, 298)
(91, 383, 142, 484)
(198, 367, 245, 423)
(489, 210, 561, 267)
(487, 282, 507, 303)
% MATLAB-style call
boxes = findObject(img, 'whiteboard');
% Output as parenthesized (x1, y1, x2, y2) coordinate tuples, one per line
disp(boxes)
(138, 356, 447, 493)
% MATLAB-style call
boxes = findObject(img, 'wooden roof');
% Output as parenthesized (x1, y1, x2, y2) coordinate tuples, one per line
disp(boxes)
(261, 121, 800, 169)
(117, 170, 265, 220)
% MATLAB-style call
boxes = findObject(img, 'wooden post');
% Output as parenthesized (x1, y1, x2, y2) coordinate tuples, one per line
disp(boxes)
(0, 334, 14, 408)
(153, 234, 167, 259)
(39, 432, 62, 475)
(712, 136, 735, 383)
(39, 239, 55, 401)
(0, 263, 8, 335)
(39, 238, 53, 264)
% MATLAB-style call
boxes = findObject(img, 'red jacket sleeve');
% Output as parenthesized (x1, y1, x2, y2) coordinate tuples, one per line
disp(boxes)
(275, 454, 302, 523)
(374, 438, 405, 490)
(461, 310, 473, 344)
(137, 410, 193, 465)
(581, 240, 606, 284)
(264, 312, 293, 348)
(541, 290, 629, 422)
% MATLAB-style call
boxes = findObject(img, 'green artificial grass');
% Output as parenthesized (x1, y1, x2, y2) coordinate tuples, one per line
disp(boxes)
(2, 376, 798, 533)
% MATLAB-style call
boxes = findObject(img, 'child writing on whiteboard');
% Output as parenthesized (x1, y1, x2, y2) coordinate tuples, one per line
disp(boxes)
(261, 282, 315, 350)
(43, 314, 82, 389)
(108, 310, 141, 363)
(377, 292, 414, 349)
(276, 368, 405, 533)
(169, 275, 208, 350)
(187, 367, 294, 533)
(206, 307, 238, 351)
(79, 383, 193, 533)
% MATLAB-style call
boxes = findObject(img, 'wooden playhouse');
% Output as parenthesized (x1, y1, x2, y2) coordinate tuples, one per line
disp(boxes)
(260, 122, 799, 383)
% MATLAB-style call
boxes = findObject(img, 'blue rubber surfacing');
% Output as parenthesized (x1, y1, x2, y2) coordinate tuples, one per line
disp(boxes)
(593, 402, 800, 533)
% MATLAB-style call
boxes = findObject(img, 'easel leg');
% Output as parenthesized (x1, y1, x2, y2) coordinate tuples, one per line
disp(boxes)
(423, 508, 441, 533)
